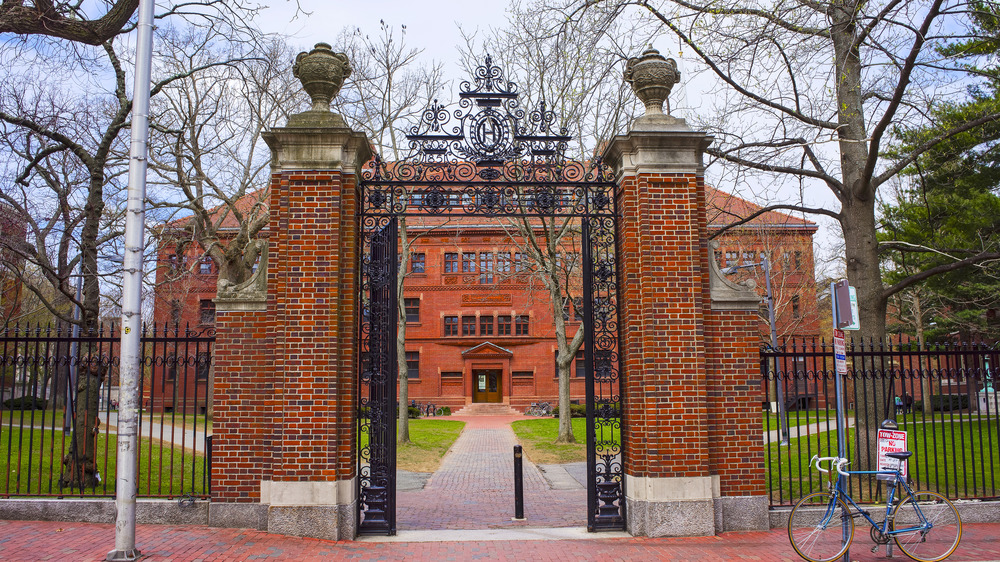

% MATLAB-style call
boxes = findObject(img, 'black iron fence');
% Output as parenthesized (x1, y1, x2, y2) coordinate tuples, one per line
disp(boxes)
(762, 337, 1000, 507)
(0, 323, 214, 498)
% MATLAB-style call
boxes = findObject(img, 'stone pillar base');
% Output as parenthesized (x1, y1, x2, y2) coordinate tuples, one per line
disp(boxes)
(713, 495, 769, 532)
(627, 497, 716, 536)
(258, 478, 357, 540)
(625, 476, 768, 536)
(267, 503, 356, 540)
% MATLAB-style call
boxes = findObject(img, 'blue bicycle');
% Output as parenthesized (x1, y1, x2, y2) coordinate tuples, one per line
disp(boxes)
(788, 452, 962, 562)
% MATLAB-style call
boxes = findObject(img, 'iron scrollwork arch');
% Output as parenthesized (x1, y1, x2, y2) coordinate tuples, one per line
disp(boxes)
(358, 55, 624, 534)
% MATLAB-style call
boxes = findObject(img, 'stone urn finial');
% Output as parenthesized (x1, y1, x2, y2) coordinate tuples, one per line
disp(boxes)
(293, 43, 351, 112)
(624, 47, 681, 117)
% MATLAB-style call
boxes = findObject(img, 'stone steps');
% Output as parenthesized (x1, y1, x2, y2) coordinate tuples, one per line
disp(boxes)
(453, 403, 521, 416)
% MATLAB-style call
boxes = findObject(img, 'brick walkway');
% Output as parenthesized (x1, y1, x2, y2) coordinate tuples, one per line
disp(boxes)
(397, 415, 586, 530)
(2, 519, 1000, 561)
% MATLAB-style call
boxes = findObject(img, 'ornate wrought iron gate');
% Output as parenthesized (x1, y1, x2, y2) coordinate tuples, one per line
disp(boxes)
(358, 56, 624, 534)
(358, 220, 398, 534)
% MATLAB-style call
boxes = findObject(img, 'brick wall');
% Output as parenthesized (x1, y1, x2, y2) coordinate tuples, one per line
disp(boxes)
(269, 170, 358, 481)
(212, 309, 272, 501)
(619, 172, 710, 479)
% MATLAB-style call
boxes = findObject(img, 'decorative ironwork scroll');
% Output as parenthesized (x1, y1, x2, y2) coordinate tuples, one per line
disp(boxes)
(358, 219, 398, 535)
(358, 55, 624, 533)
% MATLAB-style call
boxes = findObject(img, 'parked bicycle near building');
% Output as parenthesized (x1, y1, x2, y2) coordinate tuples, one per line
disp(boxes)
(788, 453, 961, 562)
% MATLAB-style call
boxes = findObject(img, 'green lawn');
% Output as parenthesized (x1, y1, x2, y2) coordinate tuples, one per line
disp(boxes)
(0, 427, 207, 497)
(1, 409, 65, 429)
(510, 418, 621, 464)
(359, 418, 466, 472)
(768, 417, 1000, 504)
(763, 409, 854, 430)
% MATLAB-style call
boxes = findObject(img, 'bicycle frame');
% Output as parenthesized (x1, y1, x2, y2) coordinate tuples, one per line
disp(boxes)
(815, 458, 931, 538)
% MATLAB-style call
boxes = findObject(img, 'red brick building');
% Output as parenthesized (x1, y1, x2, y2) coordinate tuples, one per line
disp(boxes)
(0, 203, 27, 326)
(152, 187, 818, 412)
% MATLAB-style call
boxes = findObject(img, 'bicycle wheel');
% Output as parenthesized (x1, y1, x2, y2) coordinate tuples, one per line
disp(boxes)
(788, 492, 854, 562)
(891, 491, 962, 562)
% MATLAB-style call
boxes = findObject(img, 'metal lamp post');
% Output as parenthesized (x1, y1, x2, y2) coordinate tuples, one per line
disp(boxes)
(722, 257, 790, 445)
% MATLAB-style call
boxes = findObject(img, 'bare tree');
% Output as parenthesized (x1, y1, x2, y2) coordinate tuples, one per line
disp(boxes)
(335, 21, 445, 443)
(146, 29, 301, 289)
(550, 0, 1000, 466)
(458, 4, 649, 442)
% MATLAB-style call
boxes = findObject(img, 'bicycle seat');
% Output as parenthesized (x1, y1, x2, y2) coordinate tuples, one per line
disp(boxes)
(886, 451, 912, 461)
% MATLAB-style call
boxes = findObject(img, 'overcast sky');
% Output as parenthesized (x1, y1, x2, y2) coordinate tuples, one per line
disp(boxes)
(255, 1, 842, 277)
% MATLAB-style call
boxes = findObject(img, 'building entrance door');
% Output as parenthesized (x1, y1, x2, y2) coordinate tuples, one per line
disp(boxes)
(472, 370, 502, 403)
(472, 369, 503, 402)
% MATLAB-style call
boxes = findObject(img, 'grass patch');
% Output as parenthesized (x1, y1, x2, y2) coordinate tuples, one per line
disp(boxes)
(511, 418, 621, 464)
(1, 409, 65, 429)
(763, 409, 854, 430)
(397, 419, 465, 472)
(0, 427, 207, 497)
(768, 417, 1000, 504)
(359, 419, 466, 472)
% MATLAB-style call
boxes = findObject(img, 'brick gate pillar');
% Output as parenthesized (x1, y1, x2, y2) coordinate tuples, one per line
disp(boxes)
(603, 51, 767, 536)
(211, 44, 372, 540)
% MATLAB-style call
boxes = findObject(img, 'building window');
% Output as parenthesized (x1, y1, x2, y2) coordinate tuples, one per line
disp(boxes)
(496, 252, 511, 275)
(441, 371, 463, 382)
(480, 315, 494, 336)
(444, 316, 458, 336)
(199, 300, 215, 325)
(166, 355, 177, 381)
(411, 253, 425, 273)
(404, 298, 420, 323)
(462, 252, 476, 273)
(512, 370, 533, 379)
(196, 352, 211, 380)
(479, 252, 494, 284)
(725, 251, 739, 267)
(199, 259, 212, 275)
(498, 315, 512, 336)
(444, 253, 459, 273)
(575, 350, 586, 378)
(742, 251, 755, 265)
(406, 351, 419, 379)
(462, 315, 476, 336)
(515, 252, 526, 272)
(792, 295, 801, 318)
(170, 299, 182, 326)
(794, 251, 802, 270)
(515, 315, 529, 336)
(714, 250, 723, 266)
(573, 297, 583, 321)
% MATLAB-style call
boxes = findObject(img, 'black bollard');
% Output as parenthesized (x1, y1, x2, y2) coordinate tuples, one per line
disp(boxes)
(513, 445, 525, 520)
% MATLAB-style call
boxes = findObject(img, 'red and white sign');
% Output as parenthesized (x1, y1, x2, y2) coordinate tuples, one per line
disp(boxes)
(877, 428, 908, 478)
(833, 329, 847, 375)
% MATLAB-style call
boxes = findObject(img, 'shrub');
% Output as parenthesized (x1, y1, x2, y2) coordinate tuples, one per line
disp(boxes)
(3, 396, 47, 410)
(929, 394, 970, 412)
(407, 405, 421, 419)
(440, 406, 451, 416)
(552, 404, 587, 418)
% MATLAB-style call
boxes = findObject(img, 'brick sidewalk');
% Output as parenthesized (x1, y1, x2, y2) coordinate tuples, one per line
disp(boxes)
(2, 519, 999, 561)
(397, 415, 585, 530)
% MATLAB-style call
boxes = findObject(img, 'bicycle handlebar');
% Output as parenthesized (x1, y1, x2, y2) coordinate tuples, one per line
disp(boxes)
(811, 455, 849, 475)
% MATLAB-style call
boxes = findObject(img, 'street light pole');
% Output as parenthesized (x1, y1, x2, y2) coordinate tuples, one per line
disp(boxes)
(108, 0, 154, 559)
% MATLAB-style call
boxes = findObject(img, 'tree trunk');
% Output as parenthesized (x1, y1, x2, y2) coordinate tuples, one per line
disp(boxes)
(914, 292, 933, 416)
(397, 218, 411, 444)
(832, 2, 889, 470)
(555, 357, 575, 443)
(59, 364, 103, 490)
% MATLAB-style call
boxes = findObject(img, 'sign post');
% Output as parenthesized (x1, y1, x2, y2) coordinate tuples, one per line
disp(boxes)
(830, 281, 854, 562)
